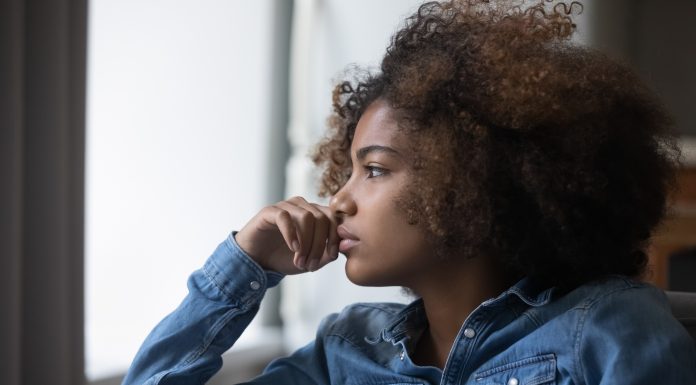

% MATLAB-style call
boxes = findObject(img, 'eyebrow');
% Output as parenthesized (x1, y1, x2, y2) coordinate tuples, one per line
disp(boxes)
(355, 145, 401, 161)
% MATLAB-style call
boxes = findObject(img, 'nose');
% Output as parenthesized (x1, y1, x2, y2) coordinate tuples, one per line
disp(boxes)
(329, 184, 357, 218)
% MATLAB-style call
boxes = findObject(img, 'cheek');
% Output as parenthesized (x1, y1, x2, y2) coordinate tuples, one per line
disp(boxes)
(392, 181, 422, 226)
(366, 205, 430, 259)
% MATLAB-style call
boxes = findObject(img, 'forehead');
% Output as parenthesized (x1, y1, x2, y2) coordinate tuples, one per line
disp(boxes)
(351, 100, 407, 151)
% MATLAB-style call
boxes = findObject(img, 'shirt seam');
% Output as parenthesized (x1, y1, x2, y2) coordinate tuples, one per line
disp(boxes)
(573, 282, 643, 385)
(153, 306, 245, 384)
(521, 309, 542, 326)
(575, 277, 642, 310)
(573, 306, 588, 385)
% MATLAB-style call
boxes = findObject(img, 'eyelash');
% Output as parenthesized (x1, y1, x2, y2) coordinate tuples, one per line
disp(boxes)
(364, 165, 387, 178)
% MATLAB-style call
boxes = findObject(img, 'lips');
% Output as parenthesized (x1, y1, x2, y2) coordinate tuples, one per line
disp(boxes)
(337, 225, 359, 253)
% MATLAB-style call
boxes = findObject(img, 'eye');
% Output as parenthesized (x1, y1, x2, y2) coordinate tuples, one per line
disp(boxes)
(364, 165, 387, 178)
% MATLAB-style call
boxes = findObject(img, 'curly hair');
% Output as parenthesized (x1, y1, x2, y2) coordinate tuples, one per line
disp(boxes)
(312, 0, 681, 290)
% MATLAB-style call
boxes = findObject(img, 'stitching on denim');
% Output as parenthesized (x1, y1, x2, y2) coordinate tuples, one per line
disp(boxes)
(528, 372, 555, 385)
(576, 278, 639, 310)
(184, 307, 242, 365)
(156, 307, 244, 382)
(573, 306, 588, 385)
(202, 260, 234, 300)
(203, 250, 266, 306)
(223, 234, 269, 287)
(521, 308, 542, 326)
(474, 353, 556, 378)
(571, 282, 646, 385)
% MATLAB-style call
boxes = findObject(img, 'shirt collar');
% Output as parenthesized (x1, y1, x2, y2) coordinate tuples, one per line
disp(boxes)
(376, 299, 426, 344)
(376, 277, 555, 343)
(502, 277, 555, 307)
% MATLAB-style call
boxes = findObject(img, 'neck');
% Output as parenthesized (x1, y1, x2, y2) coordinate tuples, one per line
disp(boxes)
(408, 255, 508, 369)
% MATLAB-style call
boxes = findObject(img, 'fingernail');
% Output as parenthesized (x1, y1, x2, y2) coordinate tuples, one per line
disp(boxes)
(308, 260, 318, 272)
(296, 255, 306, 270)
(292, 240, 300, 253)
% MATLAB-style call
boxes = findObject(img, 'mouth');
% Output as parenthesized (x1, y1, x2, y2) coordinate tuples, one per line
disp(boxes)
(337, 225, 359, 253)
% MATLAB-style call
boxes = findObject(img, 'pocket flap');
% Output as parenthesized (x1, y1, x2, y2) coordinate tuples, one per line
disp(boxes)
(474, 353, 556, 385)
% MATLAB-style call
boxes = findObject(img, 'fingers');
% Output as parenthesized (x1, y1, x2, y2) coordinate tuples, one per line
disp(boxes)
(276, 197, 338, 271)
(315, 204, 339, 265)
(290, 198, 331, 271)
(269, 207, 300, 254)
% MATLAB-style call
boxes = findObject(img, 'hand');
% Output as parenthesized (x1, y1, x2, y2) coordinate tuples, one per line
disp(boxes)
(234, 196, 339, 275)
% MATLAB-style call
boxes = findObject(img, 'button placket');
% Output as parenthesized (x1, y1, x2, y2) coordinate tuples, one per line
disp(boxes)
(440, 305, 497, 385)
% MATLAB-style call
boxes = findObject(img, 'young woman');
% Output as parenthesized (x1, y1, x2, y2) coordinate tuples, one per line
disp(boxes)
(123, 1, 696, 384)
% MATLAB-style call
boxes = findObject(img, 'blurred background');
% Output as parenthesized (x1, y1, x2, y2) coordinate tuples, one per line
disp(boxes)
(2, 1, 695, 384)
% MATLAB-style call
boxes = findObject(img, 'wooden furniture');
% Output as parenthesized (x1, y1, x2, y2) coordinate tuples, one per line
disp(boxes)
(647, 167, 696, 289)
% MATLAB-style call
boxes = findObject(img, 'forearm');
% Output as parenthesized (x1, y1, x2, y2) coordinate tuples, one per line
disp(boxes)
(122, 232, 283, 385)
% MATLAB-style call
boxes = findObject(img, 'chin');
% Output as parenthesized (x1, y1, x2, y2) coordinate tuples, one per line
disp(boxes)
(344, 259, 394, 287)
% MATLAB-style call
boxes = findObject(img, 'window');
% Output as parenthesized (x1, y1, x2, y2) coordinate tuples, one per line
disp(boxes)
(85, 0, 285, 380)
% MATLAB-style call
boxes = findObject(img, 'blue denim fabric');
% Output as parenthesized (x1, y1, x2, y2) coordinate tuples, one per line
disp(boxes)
(122, 234, 696, 385)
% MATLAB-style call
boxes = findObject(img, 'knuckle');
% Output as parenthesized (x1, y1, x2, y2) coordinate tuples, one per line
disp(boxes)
(288, 196, 306, 204)
(275, 208, 291, 220)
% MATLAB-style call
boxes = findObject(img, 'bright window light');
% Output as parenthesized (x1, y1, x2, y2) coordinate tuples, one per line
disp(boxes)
(85, 0, 276, 380)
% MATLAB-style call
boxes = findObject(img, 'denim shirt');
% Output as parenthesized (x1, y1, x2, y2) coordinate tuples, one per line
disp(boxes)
(122, 233, 696, 385)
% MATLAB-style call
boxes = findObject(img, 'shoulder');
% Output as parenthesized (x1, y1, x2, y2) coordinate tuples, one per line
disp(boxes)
(565, 276, 682, 337)
(568, 276, 696, 384)
(527, 276, 669, 326)
(569, 275, 669, 311)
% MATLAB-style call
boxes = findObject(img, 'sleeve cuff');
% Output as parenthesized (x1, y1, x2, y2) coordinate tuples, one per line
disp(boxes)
(200, 231, 284, 307)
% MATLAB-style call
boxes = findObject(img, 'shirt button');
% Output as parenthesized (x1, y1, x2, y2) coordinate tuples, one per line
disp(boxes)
(507, 377, 519, 385)
(249, 281, 261, 290)
(463, 328, 476, 338)
(399, 350, 405, 360)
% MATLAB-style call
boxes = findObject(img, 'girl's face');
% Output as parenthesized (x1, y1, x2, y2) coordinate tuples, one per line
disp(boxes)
(330, 100, 433, 288)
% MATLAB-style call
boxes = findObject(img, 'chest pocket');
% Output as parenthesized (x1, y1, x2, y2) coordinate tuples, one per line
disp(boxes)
(474, 353, 556, 385)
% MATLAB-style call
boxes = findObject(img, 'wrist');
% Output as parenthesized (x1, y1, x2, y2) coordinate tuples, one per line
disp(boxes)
(232, 231, 273, 271)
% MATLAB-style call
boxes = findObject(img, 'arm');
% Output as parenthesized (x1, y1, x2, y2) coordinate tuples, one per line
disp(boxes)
(121, 233, 283, 385)
(576, 285, 696, 385)
(123, 197, 340, 384)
